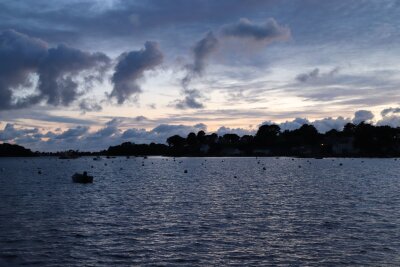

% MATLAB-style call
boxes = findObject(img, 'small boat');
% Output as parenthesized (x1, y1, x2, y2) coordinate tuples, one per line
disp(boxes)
(93, 156, 101, 161)
(72, 172, 93, 183)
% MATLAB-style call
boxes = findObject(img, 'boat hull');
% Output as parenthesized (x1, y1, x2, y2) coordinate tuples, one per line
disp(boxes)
(72, 174, 93, 183)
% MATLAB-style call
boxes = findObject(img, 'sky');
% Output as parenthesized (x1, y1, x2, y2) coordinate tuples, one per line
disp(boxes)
(1, 0, 400, 151)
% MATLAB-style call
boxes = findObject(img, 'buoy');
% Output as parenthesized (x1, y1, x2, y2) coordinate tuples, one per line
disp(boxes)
(184, 170, 188, 173)
(262, 167, 266, 170)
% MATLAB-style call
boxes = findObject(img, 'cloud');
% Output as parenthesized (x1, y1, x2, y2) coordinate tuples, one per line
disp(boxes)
(86, 124, 120, 141)
(0, 1, 280, 46)
(377, 115, 400, 127)
(0, 29, 47, 110)
(296, 67, 339, 83)
(36, 44, 110, 106)
(296, 68, 320, 82)
(312, 116, 351, 133)
(261, 117, 311, 132)
(216, 126, 255, 136)
(353, 110, 374, 124)
(189, 31, 219, 77)
(0, 123, 39, 141)
(0, 29, 110, 110)
(221, 18, 290, 42)
(262, 113, 355, 133)
(151, 123, 206, 136)
(174, 89, 204, 109)
(381, 107, 400, 117)
(79, 99, 103, 113)
(134, 115, 148, 122)
(110, 41, 163, 104)
(55, 126, 89, 141)
(175, 32, 218, 109)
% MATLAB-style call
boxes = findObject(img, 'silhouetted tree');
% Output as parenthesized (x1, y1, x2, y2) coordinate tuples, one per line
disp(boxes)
(222, 133, 240, 144)
(186, 132, 197, 146)
(255, 124, 280, 147)
(167, 135, 186, 147)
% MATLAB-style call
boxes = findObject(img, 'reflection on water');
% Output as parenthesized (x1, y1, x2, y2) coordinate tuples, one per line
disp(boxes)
(0, 157, 399, 266)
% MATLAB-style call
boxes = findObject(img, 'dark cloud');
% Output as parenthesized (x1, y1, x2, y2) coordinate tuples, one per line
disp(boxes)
(190, 32, 219, 77)
(175, 32, 218, 109)
(36, 44, 110, 106)
(381, 107, 400, 117)
(0, 1, 278, 44)
(79, 99, 103, 113)
(296, 67, 339, 83)
(296, 68, 320, 82)
(181, 31, 219, 91)
(0, 29, 110, 110)
(134, 116, 148, 122)
(55, 126, 89, 141)
(353, 110, 374, 124)
(110, 41, 163, 104)
(174, 89, 204, 109)
(221, 18, 290, 42)
(0, 123, 39, 141)
(86, 124, 120, 141)
(0, 29, 47, 110)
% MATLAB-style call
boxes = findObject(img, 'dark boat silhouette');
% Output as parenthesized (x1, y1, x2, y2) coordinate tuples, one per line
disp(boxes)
(72, 172, 93, 183)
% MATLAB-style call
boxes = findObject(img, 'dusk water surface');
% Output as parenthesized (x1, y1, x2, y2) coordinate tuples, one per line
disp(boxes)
(0, 157, 399, 266)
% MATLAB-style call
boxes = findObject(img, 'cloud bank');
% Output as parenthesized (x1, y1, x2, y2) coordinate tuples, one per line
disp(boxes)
(0, 29, 110, 110)
(110, 41, 163, 104)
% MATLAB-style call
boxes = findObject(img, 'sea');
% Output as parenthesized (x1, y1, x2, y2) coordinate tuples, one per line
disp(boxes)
(0, 157, 399, 266)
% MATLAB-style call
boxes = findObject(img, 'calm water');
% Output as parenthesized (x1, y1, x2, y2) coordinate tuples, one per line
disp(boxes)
(0, 157, 399, 266)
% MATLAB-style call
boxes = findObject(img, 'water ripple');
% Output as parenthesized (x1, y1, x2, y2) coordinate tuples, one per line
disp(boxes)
(0, 157, 400, 266)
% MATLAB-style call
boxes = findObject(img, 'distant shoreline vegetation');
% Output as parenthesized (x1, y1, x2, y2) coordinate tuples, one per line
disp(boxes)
(1, 122, 400, 158)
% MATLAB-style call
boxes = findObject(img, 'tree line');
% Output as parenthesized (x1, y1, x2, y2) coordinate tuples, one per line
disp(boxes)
(1, 122, 400, 157)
